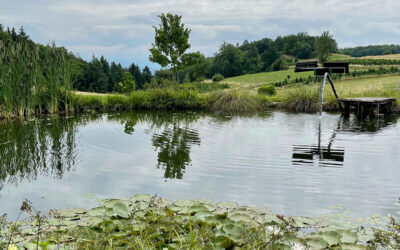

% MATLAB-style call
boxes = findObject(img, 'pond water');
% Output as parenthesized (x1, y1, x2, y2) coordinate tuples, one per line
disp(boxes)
(1, 111, 400, 219)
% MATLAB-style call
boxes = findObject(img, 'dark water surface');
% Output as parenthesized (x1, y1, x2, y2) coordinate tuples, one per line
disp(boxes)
(1, 111, 399, 219)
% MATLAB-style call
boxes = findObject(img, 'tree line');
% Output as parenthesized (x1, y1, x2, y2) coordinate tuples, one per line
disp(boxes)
(339, 45, 400, 57)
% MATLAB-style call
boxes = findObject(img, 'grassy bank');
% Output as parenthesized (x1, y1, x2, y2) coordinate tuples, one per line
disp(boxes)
(74, 87, 268, 115)
(1, 195, 398, 249)
(275, 75, 400, 112)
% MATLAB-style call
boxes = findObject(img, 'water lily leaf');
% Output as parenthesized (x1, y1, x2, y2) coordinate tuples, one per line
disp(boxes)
(23, 243, 42, 250)
(52, 208, 86, 218)
(87, 207, 107, 217)
(112, 201, 130, 218)
(305, 237, 329, 249)
(216, 201, 239, 210)
(130, 194, 152, 203)
(356, 228, 375, 242)
(205, 214, 228, 226)
(338, 229, 358, 244)
(100, 198, 131, 209)
(193, 198, 214, 205)
(291, 216, 317, 228)
(340, 243, 367, 250)
(192, 210, 212, 221)
(222, 223, 244, 242)
(189, 204, 214, 213)
(175, 199, 196, 207)
(248, 206, 272, 215)
(264, 214, 285, 224)
(228, 213, 254, 224)
(312, 231, 341, 246)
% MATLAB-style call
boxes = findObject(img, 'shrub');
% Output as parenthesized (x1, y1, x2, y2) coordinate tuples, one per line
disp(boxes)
(212, 73, 224, 82)
(258, 85, 276, 96)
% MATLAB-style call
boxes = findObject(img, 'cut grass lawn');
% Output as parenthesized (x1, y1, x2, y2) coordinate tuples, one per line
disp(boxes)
(223, 69, 313, 88)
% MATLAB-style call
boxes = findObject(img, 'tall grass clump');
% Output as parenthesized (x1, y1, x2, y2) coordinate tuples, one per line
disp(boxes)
(208, 90, 265, 114)
(0, 36, 74, 118)
(283, 86, 321, 112)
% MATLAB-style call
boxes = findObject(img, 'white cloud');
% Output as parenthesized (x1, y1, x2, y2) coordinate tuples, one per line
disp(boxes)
(1, 0, 400, 69)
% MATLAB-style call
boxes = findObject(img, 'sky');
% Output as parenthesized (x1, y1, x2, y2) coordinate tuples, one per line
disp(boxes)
(1, 0, 400, 71)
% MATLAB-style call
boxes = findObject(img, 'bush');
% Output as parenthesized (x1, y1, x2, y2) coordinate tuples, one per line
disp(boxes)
(212, 73, 224, 82)
(258, 85, 276, 96)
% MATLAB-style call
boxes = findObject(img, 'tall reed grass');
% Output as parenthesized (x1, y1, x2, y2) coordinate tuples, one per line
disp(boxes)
(0, 37, 74, 118)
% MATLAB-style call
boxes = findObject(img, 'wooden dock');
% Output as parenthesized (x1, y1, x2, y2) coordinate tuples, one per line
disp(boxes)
(337, 97, 396, 117)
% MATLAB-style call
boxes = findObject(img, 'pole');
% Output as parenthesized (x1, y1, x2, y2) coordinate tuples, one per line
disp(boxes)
(326, 73, 344, 114)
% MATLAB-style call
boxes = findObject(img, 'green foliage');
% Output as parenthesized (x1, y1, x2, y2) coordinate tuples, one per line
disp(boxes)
(212, 73, 224, 82)
(340, 44, 400, 57)
(271, 57, 289, 71)
(212, 42, 244, 77)
(0, 32, 75, 117)
(258, 85, 276, 96)
(369, 216, 400, 249)
(149, 13, 200, 79)
(0, 196, 383, 249)
(119, 71, 136, 93)
(179, 82, 229, 93)
(314, 30, 338, 63)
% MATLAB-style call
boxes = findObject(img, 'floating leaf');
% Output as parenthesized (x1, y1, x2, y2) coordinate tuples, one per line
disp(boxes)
(216, 201, 239, 210)
(87, 207, 107, 217)
(311, 231, 341, 246)
(305, 237, 329, 249)
(340, 243, 367, 250)
(130, 194, 152, 203)
(175, 199, 196, 207)
(112, 201, 130, 218)
(338, 229, 358, 244)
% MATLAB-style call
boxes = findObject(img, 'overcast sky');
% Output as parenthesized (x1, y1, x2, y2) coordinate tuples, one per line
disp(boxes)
(1, 0, 399, 70)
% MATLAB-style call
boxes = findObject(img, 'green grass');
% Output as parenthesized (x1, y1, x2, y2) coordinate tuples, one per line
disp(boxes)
(275, 75, 400, 112)
(223, 69, 313, 87)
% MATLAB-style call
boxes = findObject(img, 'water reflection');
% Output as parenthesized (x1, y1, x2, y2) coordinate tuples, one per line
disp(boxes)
(292, 121, 345, 168)
(292, 115, 398, 168)
(0, 117, 82, 190)
(337, 115, 398, 134)
(152, 126, 200, 179)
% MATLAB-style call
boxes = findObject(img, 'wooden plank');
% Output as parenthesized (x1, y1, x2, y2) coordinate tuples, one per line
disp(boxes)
(337, 97, 396, 104)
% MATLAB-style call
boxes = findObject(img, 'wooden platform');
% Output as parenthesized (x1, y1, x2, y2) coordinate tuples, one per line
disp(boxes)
(337, 97, 396, 117)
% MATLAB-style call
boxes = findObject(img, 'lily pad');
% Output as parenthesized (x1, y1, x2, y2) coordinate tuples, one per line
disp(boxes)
(338, 229, 358, 244)
(130, 194, 152, 203)
(52, 208, 86, 218)
(305, 237, 329, 249)
(112, 201, 131, 218)
(174, 199, 196, 207)
(87, 207, 107, 217)
(216, 201, 239, 210)
(311, 231, 341, 246)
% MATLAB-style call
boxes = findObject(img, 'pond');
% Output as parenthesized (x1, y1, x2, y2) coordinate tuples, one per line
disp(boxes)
(1, 111, 399, 220)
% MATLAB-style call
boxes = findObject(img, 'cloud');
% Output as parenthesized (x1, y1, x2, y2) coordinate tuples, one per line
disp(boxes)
(1, 0, 399, 70)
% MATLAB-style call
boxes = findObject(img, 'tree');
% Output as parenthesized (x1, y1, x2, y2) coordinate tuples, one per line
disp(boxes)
(149, 13, 198, 81)
(314, 31, 337, 63)
(119, 71, 136, 93)
(213, 42, 244, 77)
(142, 66, 152, 85)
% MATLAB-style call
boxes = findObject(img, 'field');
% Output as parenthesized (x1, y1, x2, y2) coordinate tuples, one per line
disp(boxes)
(222, 69, 313, 88)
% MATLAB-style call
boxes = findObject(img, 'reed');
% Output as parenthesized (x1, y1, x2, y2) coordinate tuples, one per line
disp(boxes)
(0, 37, 74, 118)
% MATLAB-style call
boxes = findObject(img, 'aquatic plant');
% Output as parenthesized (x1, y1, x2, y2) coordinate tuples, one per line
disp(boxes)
(1, 195, 382, 249)
(0, 37, 74, 118)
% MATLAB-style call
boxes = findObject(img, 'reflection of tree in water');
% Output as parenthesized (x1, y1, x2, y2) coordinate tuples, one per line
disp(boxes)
(152, 126, 200, 179)
(0, 116, 82, 190)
